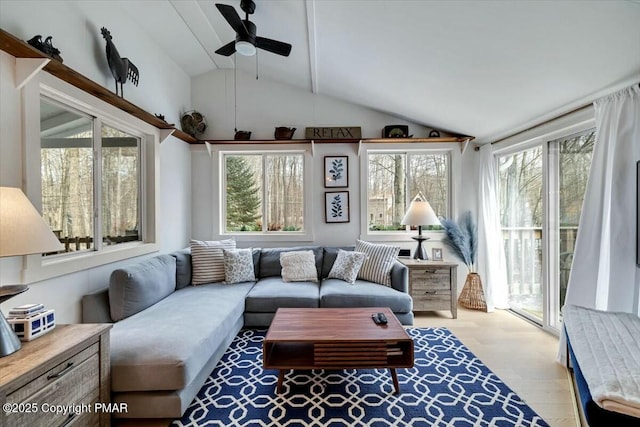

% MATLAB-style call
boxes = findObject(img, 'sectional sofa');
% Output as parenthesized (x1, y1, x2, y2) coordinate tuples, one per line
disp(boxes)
(81, 245, 413, 421)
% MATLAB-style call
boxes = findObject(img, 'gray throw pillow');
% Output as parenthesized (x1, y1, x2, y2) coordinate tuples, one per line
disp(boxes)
(190, 238, 236, 285)
(328, 249, 366, 284)
(355, 240, 400, 286)
(223, 248, 256, 284)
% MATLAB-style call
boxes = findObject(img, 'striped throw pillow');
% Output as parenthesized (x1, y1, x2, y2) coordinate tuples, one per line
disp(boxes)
(355, 240, 400, 286)
(190, 239, 236, 285)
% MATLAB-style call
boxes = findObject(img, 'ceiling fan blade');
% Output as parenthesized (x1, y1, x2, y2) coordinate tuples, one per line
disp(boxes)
(215, 40, 236, 56)
(256, 37, 292, 57)
(215, 3, 248, 36)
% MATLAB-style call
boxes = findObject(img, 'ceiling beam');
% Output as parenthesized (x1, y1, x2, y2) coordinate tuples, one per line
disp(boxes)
(305, 0, 318, 94)
(169, 0, 233, 69)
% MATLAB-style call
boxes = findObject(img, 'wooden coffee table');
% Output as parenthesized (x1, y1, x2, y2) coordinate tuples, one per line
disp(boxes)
(263, 307, 414, 394)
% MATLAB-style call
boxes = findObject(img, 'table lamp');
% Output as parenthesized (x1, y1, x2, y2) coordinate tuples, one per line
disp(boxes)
(401, 194, 441, 260)
(0, 186, 63, 357)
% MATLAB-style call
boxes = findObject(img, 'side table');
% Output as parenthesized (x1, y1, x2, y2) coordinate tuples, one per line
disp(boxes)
(0, 323, 112, 427)
(398, 258, 458, 319)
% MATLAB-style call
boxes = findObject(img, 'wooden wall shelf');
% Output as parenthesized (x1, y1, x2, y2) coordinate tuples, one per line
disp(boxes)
(199, 136, 473, 145)
(0, 28, 196, 144)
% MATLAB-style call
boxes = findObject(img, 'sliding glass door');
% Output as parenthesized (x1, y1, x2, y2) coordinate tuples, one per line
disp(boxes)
(498, 130, 594, 330)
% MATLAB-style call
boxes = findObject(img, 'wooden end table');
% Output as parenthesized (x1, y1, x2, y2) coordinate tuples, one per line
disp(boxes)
(263, 307, 414, 394)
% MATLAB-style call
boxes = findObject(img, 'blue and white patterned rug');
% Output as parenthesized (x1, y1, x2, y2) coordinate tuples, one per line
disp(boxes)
(172, 328, 549, 426)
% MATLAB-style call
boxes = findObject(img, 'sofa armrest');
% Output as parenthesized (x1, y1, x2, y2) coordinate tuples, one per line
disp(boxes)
(389, 261, 409, 293)
(82, 288, 113, 323)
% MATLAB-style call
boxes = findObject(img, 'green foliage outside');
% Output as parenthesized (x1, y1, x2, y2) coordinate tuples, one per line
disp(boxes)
(226, 156, 261, 231)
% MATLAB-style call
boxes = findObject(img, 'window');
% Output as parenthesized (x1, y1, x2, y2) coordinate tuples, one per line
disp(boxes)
(222, 152, 305, 233)
(498, 129, 594, 330)
(21, 73, 159, 283)
(40, 98, 141, 256)
(366, 151, 450, 232)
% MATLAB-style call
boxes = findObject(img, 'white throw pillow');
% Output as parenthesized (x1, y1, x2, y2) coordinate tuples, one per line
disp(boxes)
(223, 248, 256, 284)
(280, 250, 318, 282)
(328, 249, 367, 284)
(190, 239, 236, 285)
(355, 240, 400, 286)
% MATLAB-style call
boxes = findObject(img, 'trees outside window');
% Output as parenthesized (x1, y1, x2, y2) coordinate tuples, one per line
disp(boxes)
(223, 153, 304, 233)
(367, 152, 449, 232)
(40, 98, 141, 255)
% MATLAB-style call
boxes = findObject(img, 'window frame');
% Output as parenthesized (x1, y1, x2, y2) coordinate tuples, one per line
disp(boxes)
(493, 106, 595, 335)
(359, 143, 458, 242)
(21, 72, 159, 283)
(214, 145, 314, 243)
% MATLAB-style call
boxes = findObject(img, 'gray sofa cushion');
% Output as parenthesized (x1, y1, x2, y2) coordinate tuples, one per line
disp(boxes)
(245, 276, 320, 312)
(110, 282, 254, 392)
(109, 255, 177, 321)
(321, 246, 354, 278)
(171, 249, 192, 289)
(259, 246, 323, 278)
(320, 278, 413, 313)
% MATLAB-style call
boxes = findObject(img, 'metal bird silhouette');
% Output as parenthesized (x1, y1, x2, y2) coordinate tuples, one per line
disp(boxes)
(100, 27, 139, 97)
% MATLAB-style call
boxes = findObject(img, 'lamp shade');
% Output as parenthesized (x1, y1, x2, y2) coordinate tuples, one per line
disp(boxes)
(0, 187, 63, 257)
(401, 195, 441, 227)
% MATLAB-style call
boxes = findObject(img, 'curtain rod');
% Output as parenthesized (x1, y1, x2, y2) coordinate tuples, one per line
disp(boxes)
(475, 82, 640, 151)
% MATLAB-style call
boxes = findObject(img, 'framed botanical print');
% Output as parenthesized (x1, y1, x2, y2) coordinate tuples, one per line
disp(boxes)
(324, 156, 348, 188)
(325, 191, 349, 223)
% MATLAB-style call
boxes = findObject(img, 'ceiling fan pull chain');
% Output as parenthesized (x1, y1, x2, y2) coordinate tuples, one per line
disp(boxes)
(256, 50, 259, 80)
(234, 61, 238, 132)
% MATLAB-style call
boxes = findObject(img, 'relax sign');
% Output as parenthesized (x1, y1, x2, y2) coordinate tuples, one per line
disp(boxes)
(305, 127, 361, 140)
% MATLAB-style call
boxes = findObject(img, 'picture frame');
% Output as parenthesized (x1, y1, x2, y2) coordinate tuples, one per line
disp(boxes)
(325, 191, 349, 223)
(324, 156, 348, 188)
(431, 248, 443, 261)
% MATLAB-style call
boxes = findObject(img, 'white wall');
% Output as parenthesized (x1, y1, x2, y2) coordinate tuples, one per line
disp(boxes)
(190, 69, 478, 293)
(0, 3, 193, 323)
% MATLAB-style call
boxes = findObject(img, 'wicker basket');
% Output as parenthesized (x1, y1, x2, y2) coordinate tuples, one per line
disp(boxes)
(458, 272, 487, 311)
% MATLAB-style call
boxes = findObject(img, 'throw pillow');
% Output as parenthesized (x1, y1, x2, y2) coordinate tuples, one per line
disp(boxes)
(280, 250, 318, 282)
(328, 249, 366, 284)
(190, 239, 236, 285)
(355, 240, 400, 286)
(223, 248, 256, 284)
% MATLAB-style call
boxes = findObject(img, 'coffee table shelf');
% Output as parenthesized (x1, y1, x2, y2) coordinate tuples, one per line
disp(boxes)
(263, 307, 414, 394)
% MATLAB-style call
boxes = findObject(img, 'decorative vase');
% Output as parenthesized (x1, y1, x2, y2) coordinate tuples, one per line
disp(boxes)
(274, 127, 296, 140)
(458, 272, 487, 312)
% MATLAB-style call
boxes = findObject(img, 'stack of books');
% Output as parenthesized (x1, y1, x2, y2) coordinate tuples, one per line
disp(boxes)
(7, 303, 55, 341)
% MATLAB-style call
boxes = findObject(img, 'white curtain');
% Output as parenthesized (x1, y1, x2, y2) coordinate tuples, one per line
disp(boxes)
(559, 84, 640, 362)
(477, 144, 510, 311)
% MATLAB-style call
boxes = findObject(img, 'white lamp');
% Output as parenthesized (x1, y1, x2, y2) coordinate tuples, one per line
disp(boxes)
(401, 194, 441, 260)
(235, 40, 256, 56)
(0, 186, 63, 357)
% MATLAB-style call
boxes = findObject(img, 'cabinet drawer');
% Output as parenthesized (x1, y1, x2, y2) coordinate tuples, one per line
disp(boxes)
(6, 354, 99, 427)
(413, 294, 452, 311)
(8, 343, 98, 403)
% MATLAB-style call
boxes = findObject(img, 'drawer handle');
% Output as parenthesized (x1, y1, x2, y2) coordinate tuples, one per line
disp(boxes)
(58, 413, 77, 427)
(423, 269, 437, 274)
(424, 290, 437, 295)
(47, 362, 74, 380)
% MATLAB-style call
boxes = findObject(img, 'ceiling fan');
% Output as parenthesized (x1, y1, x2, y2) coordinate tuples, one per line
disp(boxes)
(215, 0, 292, 57)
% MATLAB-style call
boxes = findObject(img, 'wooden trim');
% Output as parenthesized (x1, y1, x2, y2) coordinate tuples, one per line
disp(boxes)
(199, 136, 474, 145)
(0, 28, 197, 144)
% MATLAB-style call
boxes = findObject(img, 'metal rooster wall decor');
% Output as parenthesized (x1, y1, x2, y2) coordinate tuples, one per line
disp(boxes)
(100, 27, 139, 97)
(27, 35, 63, 62)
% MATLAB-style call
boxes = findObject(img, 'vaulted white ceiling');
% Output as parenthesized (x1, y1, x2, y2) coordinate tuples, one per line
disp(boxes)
(119, 0, 640, 143)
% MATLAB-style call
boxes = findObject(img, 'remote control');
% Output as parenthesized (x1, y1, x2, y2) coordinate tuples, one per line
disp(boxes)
(372, 312, 388, 325)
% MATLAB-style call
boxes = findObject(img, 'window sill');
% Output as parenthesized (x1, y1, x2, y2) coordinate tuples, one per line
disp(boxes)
(220, 232, 315, 244)
(359, 231, 444, 243)
(22, 242, 159, 283)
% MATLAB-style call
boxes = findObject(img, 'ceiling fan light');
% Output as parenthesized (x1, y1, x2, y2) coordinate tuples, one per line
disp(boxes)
(235, 40, 256, 56)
